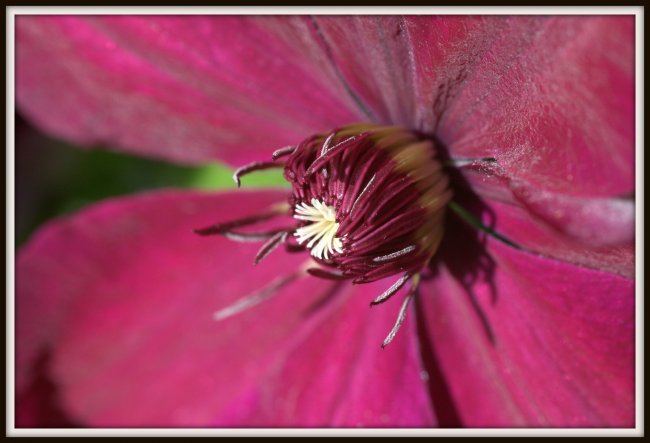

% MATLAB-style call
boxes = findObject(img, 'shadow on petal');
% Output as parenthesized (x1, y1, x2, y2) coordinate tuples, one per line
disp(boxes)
(428, 138, 503, 344)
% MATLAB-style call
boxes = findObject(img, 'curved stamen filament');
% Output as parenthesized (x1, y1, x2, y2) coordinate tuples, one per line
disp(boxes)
(255, 231, 289, 264)
(373, 245, 417, 262)
(304, 135, 367, 177)
(370, 272, 411, 306)
(381, 274, 421, 348)
(306, 267, 348, 280)
(271, 145, 297, 161)
(213, 273, 300, 321)
(222, 229, 287, 243)
(233, 161, 284, 188)
(193, 205, 287, 236)
(382, 292, 414, 349)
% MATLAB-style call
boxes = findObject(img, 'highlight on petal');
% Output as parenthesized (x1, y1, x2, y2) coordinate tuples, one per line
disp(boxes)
(435, 16, 634, 198)
(16, 189, 433, 427)
(492, 196, 634, 279)
(457, 167, 635, 278)
(16, 16, 365, 166)
(420, 234, 635, 427)
(508, 180, 635, 246)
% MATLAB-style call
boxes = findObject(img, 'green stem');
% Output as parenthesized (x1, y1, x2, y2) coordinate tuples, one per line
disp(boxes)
(448, 201, 521, 249)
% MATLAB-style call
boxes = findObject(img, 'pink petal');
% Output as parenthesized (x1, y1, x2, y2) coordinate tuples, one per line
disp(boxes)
(493, 199, 634, 279)
(18, 15, 633, 199)
(493, 191, 634, 279)
(16, 16, 364, 166)
(17, 189, 433, 427)
(458, 167, 635, 278)
(421, 235, 635, 427)
(214, 279, 435, 427)
(290, 16, 633, 198)
(304, 16, 417, 126)
(432, 16, 634, 198)
(403, 16, 504, 133)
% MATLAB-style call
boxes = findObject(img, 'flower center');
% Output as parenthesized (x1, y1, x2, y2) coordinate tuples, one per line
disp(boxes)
(294, 199, 343, 260)
(195, 123, 452, 346)
(281, 124, 451, 285)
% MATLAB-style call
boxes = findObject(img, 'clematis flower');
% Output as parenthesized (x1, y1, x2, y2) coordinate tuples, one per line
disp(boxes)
(14, 15, 636, 428)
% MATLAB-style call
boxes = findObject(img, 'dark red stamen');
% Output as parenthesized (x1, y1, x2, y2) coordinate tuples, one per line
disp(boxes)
(193, 210, 281, 236)
(319, 132, 337, 156)
(213, 273, 300, 321)
(223, 228, 289, 243)
(271, 145, 297, 161)
(306, 268, 349, 280)
(370, 273, 411, 305)
(304, 134, 368, 177)
(373, 245, 417, 262)
(381, 285, 418, 349)
(233, 161, 284, 188)
(349, 207, 426, 251)
(255, 231, 289, 264)
(284, 241, 307, 253)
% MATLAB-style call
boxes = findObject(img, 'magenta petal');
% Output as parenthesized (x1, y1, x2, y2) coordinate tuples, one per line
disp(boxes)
(437, 16, 634, 198)
(404, 16, 506, 133)
(422, 237, 635, 427)
(306, 16, 634, 198)
(461, 168, 635, 278)
(17, 189, 300, 426)
(508, 180, 634, 246)
(16, 16, 364, 166)
(16, 190, 433, 427)
(491, 195, 634, 279)
(214, 280, 436, 427)
(306, 16, 417, 126)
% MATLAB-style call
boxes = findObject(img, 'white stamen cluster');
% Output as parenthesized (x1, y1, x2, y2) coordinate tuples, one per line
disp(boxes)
(294, 199, 343, 260)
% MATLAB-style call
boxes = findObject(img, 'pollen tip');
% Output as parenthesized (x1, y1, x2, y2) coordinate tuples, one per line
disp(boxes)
(232, 173, 241, 188)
